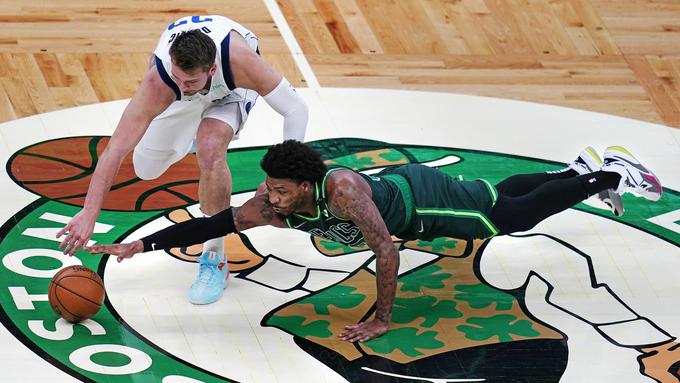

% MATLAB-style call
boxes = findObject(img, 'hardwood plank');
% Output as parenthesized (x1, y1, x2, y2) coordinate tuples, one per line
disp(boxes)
(0, 0, 679, 127)
(626, 55, 680, 125)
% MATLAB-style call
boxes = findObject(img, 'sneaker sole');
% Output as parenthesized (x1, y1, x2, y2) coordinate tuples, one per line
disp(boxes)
(189, 283, 228, 305)
(188, 272, 230, 305)
(599, 189, 624, 216)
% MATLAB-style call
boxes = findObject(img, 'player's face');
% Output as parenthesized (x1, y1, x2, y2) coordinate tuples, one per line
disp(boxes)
(170, 64, 216, 96)
(265, 177, 313, 216)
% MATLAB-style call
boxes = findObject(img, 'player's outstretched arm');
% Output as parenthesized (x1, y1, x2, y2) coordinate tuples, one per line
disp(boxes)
(58, 63, 176, 256)
(86, 194, 287, 261)
(326, 172, 399, 343)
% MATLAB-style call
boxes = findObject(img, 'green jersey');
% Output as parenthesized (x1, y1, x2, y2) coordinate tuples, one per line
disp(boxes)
(284, 164, 499, 246)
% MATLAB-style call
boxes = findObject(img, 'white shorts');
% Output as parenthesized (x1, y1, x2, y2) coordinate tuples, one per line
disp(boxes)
(133, 88, 259, 180)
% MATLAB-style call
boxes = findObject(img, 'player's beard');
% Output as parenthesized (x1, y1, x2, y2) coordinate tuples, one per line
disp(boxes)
(274, 196, 306, 218)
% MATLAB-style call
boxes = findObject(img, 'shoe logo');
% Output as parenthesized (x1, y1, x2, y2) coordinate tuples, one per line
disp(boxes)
(417, 221, 424, 233)
(151, 242, 157, 251)
(642, 173, 659, 187)
(589, 178, 596, 183)
(217, 262, 226, 271)
(293, 221, 306, 229)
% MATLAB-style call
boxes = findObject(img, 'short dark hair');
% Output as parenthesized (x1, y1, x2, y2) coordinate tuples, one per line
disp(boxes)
(169, 29, 216, 72)
(261, 140, 327, 185)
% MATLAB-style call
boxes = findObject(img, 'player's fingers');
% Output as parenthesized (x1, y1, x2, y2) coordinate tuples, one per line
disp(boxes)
(64, 243, 75, 257)
(346, 332, 364, 343)
(59, 237, 68, 249)
(56, 224, 71, 238)
(86, 246, 100, 254)
(61, 236, 74, 254)
(359, 334, 373, 342)
(67, 239, 81, 257)
(340, 329, 362, 341)
(98, 246, 112, 254)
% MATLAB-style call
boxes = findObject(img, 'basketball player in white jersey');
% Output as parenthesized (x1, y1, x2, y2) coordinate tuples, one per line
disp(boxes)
(57, 15, 309, 305)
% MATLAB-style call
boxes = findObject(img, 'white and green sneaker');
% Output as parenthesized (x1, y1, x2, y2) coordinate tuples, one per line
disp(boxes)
(601, 146, 663, 202)
(569, 146, 624, 216)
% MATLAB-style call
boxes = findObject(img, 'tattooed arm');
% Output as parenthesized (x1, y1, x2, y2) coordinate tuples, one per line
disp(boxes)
(232, 194, 288, 230)
(86, 194, 287, 261)
(326, 170, 399, 343)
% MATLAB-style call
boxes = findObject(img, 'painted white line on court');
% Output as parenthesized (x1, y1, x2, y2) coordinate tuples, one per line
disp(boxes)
(263, 0, 320, 89)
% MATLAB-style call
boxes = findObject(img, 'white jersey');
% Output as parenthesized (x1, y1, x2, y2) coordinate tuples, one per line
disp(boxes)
(153, 15, 258, 102)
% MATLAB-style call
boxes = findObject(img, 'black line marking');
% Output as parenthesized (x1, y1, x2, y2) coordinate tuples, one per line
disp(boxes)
(480, 232, 674, 349)
(53, 284, 86, 322)
(53, 277, 104, 307)
(56, 176, 143, 202)
(135, 180, 200, 210)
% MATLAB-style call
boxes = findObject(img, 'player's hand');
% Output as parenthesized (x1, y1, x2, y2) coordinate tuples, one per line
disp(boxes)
(85, 240, 144, 263)
(339, 319, 389, 343)
(57, 210, 97, 256)
(255, 182, 268, 197)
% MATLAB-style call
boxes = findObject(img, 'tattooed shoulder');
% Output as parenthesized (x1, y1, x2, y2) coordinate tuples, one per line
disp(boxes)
(328, 182, 368, 220)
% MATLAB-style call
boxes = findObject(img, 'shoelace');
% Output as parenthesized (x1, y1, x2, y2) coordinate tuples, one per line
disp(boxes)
(197, 263, 217, 285)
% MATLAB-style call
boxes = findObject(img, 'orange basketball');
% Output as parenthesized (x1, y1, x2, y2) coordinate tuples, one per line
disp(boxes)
(48, 265, 106, 323)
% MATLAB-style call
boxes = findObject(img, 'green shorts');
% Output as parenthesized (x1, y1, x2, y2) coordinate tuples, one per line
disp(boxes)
(380, 164, 499, 241)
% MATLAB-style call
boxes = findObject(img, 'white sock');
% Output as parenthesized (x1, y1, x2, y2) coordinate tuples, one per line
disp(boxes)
(202, 212, 226, 260)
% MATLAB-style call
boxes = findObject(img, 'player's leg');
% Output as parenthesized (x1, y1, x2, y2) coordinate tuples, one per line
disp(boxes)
(490, 171, 621, 235)
(132, 101, 202, 180)
(493, 146, 601, 198)
(490, 146, 661, 235)
(196, 118, 234, 215)
(495, 147, 623, 216)
(189, 90, 258, 305)
(187, 116, 234, 305)
(494, 171, 575, 198)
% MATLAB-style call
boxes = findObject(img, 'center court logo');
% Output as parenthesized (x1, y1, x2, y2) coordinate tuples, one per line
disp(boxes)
(1, 137, 679, 382)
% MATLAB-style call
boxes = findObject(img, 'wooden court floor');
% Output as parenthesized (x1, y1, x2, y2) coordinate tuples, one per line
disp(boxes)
(0, 2, 679, 383)
(0, 0, 679, 127)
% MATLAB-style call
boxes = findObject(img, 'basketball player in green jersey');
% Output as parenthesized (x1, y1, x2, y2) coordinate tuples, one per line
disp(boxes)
(88, 140, 663, 342)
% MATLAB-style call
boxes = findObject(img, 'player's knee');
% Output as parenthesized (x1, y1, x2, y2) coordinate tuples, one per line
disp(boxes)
(133, 148, 172, 180)
(134, 167, 163, 181)
(196, 142, 228, 171)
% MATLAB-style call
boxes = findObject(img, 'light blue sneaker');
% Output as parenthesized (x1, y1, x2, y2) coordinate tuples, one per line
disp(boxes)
(189, 251, 229, 305)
